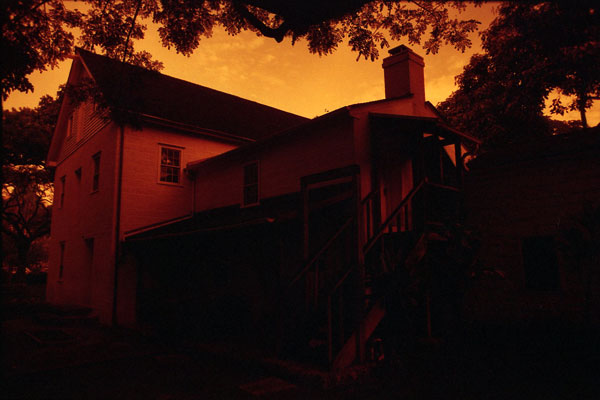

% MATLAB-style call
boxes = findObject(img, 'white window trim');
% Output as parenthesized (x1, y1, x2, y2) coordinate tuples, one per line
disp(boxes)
(242, 160, 260, 207)
(157, 144, 184, 186)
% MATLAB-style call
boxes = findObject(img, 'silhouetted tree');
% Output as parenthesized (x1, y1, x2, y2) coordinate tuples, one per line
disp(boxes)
(1, 0, 163, 100)
(438, 2, 599, 149)
(2, 166, 53, 282)
(2, 0, 481, 100)
(1, 94, 60, 281)
(3, 94, 61, 165)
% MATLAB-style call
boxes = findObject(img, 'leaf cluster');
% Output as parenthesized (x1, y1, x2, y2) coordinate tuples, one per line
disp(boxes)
(438, 2, 599, 150)
(2, 93, 62, 166)
(1, 165, 53, 245)
(151, 1, 481, 61)
(3, 1, 483, 99)
(1, 0, 81, 99)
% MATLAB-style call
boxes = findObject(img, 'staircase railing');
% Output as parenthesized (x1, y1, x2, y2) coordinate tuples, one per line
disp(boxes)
(288, 216, 354, 292)
(363, 179, 427, 255)
(326, 263, 355, 365)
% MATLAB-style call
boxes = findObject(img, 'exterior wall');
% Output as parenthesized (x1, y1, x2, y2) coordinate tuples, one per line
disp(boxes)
(47, 122, 120, 323)
(464, 146, 600, 323)
(193, 117, 355, 211)
(351, 97, 437, 201)
(120, 125, 237, 236)
(48, 118, 238, 325)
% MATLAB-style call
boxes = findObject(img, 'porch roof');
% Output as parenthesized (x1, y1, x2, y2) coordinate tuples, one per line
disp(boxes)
(124, 192, 300, 243)
(369, 113, 481, 145)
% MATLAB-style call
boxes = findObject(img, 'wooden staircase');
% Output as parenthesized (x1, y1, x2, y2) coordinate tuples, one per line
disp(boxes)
(281, 171, 462, 371)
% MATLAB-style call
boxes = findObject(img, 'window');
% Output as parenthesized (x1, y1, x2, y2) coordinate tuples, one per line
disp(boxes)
(522, 235, 560, 291)
(159, 146, 181, 184)
(243, 161, 259, 206)
(75, 167, 82, 181)
(66, 114, 74, 138)
(59, 241, 65, 280)
(92, 153, 100, 192)
(60, 176, 66, 208)
(85, 238, 94, 269)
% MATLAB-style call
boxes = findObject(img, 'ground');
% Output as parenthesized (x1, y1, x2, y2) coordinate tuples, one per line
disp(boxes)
(2, 283, 599, 399)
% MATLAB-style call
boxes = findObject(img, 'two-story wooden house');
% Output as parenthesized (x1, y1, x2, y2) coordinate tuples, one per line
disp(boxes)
(48, 45, 479, 369)
(46, 48, 308, 324)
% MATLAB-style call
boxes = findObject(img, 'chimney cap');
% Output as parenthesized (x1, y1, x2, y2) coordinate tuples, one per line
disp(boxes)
(388, 45, 411, 55)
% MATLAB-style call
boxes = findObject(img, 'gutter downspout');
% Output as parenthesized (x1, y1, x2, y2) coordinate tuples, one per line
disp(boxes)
(112, 125, 125, 325)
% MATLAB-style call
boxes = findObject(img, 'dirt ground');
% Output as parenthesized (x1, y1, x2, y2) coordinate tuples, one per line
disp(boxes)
(2, 283, 599, 399)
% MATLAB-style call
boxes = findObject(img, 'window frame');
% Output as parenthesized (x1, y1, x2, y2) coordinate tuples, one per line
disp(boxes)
(91, 152, 101, 193)
(242, 161, 260, 207)
(59, 175, 66, 208)
(158, 145, 183, 186)
(66, 113, 74, 139)
(59, 241, 65, 280)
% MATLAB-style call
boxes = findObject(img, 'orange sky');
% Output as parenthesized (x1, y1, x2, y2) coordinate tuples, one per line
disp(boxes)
(4, 2, 598, 125)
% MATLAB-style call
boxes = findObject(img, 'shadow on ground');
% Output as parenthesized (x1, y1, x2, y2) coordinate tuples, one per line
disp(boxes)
(2, 283, 599, 399)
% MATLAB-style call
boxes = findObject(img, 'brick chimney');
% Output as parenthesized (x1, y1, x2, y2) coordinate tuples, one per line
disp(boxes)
(382, 45, 425, 104)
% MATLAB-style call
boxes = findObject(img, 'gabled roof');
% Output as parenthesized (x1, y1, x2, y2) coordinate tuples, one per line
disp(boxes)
(76, 48, 308, 141)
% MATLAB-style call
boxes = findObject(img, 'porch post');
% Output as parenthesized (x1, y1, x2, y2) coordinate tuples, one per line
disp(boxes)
(352, 172, 366, 363)
(454, 139, 463, 189)
(454, 140, 464, 221)
(301, 179, 310, 310)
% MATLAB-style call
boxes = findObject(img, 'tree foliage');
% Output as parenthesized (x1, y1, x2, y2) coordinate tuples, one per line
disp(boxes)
(2, 94, 59, 280)
(1, 0, 163, 100)
(2, 0, 481, 100)
(3, 94, 62, 165)
(438, 2, 600, 149)
(2, 166, 53, 281)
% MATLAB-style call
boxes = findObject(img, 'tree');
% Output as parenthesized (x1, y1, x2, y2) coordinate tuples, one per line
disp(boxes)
(3, 94, 61, 165)
(438, 2, 599, 149)
(2, 166, 53, 282)
(1, 0, 163, 100)
(1, 94, 60, 281)
(2, 0, 481, 101)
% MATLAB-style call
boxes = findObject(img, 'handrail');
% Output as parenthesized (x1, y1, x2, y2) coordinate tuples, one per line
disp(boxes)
(361, 188, 378, 205)
(288, 216, 354, 288)
(329, 263, 355, 296)
(363, 179, 426, 254)
(426, 181, 460, 193)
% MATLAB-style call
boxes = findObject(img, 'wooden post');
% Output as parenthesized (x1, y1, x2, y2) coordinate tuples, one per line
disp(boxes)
(454, 140, 464, 221)
(437, 135, 444, 185)
(328, 297, 333, 366)
(454, 140, 463, 189)
(302, 180, 310, 311)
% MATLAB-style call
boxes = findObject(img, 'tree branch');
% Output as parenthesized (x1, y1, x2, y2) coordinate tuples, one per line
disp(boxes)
(231, 1, 289, 42)
(122, 0, 143, 63)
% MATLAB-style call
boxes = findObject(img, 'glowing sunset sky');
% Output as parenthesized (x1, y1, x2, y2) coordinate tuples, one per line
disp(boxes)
(4, 2, 598, 125)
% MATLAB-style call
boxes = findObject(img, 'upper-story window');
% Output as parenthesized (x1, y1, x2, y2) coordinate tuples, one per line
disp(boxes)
(59, 175, 66, 208)
(92, 152, 101, 192)
(66, 114, 74, 139)
(243, 161, 259, 206)
(159, 146, 182, 184)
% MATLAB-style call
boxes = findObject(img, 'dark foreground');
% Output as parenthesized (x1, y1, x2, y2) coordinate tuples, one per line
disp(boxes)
(2, 283, 599, 399)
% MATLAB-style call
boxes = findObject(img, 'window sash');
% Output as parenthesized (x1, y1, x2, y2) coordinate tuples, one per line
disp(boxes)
(92, 153, 100, 192)
(159, 147, 181, 184)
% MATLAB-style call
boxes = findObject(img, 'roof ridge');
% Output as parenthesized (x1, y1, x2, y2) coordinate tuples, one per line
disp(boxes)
(74, 48, 308, 141)
(75, 47, 306, 119)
